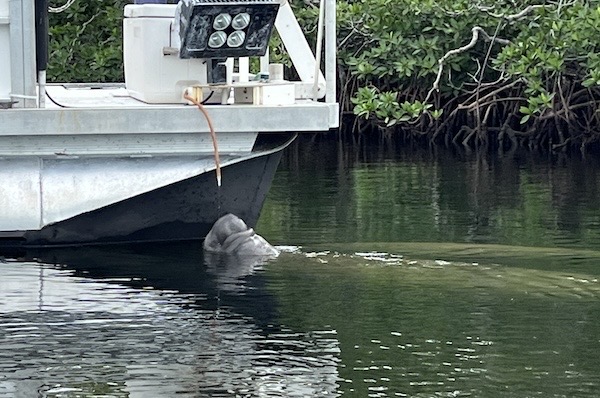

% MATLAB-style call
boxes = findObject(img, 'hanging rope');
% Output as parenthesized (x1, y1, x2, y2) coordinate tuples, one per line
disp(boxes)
(183, 90, 222, 187)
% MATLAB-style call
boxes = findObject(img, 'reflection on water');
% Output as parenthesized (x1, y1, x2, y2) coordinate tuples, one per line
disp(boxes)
(3, 136, 600, 397)
(259, 136, 600, 249)
(0, 245, 340, 398)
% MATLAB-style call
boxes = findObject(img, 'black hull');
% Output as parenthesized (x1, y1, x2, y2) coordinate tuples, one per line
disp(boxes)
(4, 135, 290, 247)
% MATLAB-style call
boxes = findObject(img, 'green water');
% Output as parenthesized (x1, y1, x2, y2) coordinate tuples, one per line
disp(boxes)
(2, 136, 600, 397)
(256, 136, 600, 397)
(260, 137, 600, 249)
(263, 248, 599, 397)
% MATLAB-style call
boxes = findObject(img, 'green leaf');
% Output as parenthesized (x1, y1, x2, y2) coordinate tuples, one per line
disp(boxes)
(519, 106, 532, 115)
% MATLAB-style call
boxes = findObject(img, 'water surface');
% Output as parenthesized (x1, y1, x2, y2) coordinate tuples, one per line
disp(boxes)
(3, 136, 600, 397)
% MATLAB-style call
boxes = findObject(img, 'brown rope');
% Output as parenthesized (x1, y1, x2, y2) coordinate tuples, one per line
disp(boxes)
(184, 90, 222, 187)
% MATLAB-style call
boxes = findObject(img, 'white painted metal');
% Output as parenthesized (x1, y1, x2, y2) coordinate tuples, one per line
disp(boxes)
(268, 63, 284, 81)
(225, 58, 234, 85)
(9, 0, 37, 108)
(0, 132, 258, 156)
(260, 49, 269, 74)
(252, 82, 295, 105)
(314, 0, 325, 100)
(124, 3, 175, 18)
(38, 70, 46, 108)
(326, 100, 339, 128)
(325, 0, 338, 127)
(0, 158, 42, 230)
(275, 0, 325, 99)
(0, 0, 7, 17)
(0, 0, 10, 103)
(325, 0, 336, 104)
(0, 90, 334, 137)
(238, 57, 249, 83)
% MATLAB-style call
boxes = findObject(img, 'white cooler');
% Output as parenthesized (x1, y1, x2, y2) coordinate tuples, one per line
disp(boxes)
(123, 4, 207, 103)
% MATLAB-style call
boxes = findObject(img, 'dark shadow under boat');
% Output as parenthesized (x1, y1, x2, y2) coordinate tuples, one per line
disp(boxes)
(2, 240, 280, 331)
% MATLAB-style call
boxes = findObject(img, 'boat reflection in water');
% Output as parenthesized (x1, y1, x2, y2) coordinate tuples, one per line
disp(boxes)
(0, 243, 340, 397)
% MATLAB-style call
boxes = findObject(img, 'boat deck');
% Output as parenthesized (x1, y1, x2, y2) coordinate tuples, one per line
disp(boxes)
(0, 83, 335, 157)
(0, 84, 337, 137)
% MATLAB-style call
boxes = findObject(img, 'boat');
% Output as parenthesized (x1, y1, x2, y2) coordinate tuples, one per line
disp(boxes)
(0, 0, 338, 246)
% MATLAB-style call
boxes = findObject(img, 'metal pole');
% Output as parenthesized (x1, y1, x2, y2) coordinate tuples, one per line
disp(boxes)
(238, 57, 249, 83)
(37, 70, 45, 107)
(313, 0, 325, 101)
(325, 0, 336, 104)
(9, 0, 37, 108)
(35, 0, 48, 108)
(260, 48, 269, 74)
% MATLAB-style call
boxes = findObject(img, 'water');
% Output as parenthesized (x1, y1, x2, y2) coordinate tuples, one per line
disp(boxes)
(3, 136, 600, 397)
(0, 246, 339, 397)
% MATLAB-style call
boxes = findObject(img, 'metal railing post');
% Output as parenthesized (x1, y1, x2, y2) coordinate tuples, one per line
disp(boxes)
(9, 0, 37, 108)
(325, 0, 336, 104)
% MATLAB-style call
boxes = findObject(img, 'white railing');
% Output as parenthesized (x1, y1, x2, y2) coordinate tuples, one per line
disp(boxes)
(3, 0, 37, 108)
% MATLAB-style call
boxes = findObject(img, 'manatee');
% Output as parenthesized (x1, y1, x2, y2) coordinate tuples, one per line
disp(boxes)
(203, 213, 280, 257)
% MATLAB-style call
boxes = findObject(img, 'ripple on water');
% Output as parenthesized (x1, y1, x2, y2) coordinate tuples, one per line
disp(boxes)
(304, 247, 600, 397)
(0, 262, 341, 397)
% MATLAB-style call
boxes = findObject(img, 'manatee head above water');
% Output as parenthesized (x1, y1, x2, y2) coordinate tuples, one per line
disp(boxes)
(203, 213, 280, 257)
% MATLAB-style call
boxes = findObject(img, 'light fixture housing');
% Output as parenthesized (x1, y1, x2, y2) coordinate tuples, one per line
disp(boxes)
(178, 0, 279, 59)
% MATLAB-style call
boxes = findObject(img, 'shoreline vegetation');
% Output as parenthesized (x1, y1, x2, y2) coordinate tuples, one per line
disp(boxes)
(48, 0, 599, 151)
(296, 0, 600, 151)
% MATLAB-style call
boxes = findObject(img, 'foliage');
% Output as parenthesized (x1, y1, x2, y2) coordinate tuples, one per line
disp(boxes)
(48, 0, 130, 83)
(494, 3, 600, 127)
(320, 0, 600, 150)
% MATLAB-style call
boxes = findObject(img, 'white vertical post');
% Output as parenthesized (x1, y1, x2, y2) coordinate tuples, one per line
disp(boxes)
(9, 0, 37, 108)
(238, 57, 249, 83)
(38, 70, 46, 108)
(0, 0, 11, 104)
(325, 0, 336, 104)
(260, 48, 269, 74)
(313, 0, 325, 100)
(222, 57, 234, 103)
(225, 58, 234, 84)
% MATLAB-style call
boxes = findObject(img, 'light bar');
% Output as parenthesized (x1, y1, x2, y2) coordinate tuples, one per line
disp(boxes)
(178, 0, 279, 59)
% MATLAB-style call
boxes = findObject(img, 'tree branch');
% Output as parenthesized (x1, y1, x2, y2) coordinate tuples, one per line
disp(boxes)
(488, 3, 561, 21)
(425, 27, 509, 102)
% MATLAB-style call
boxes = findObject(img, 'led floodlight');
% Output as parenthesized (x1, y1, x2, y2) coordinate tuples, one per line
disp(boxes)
(213, 13, 232, 30)
(178, 0, 279, 59)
